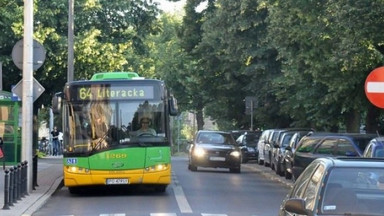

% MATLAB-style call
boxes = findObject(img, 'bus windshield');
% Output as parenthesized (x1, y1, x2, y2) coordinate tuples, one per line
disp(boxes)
(64, 100, 167, 154)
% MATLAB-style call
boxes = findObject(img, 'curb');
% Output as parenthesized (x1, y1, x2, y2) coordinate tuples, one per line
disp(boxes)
(22, 177, 63, 215)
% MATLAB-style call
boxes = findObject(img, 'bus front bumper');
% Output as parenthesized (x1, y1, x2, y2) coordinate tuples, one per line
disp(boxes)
(64, 166, 171, 187)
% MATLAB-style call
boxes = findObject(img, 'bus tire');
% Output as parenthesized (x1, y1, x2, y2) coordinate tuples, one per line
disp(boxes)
(155, 185, 167, 192)
(68, 187, 81, 194)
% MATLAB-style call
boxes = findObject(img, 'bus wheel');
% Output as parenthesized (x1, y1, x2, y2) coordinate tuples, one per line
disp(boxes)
(155, 185, 167, 192)
(68, 187, 81, 194)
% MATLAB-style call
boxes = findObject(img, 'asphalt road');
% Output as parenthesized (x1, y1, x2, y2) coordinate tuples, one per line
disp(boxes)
(32, 157, 291, 216)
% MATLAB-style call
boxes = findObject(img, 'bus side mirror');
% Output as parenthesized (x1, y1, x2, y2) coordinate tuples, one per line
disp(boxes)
(169, 96, 178, 116)
(52, 92, 63, 114)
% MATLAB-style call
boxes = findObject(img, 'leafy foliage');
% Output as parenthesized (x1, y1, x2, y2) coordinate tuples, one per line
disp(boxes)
(1, 0, 384, 134)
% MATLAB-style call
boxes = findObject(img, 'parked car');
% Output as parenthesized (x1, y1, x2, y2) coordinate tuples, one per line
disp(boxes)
(257, 129, 274, 165)
(236, 131, 262, 163)
(283, 131, 324, 179)
(188, 130, 242, 173)
(264, 128, 283, 167)
(279, 157, 384, 216)
(291, 133, 377, 180)
(363, 136, 384, 158)
(272, 129, 314, 176)
(229, 130, 252, 141)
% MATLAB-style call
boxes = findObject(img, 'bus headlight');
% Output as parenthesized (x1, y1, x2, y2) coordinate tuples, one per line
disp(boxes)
(145, 163, 169, 172)
(66, 166, 90, 174)
(230, 151, 241, 157)
(193, 147, 206, 157)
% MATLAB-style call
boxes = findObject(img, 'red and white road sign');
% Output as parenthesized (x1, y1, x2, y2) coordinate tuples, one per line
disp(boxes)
(365, 66, 384, 108)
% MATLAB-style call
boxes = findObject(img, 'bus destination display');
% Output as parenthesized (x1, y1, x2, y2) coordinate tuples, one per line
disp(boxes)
(75, 85, 154, 101)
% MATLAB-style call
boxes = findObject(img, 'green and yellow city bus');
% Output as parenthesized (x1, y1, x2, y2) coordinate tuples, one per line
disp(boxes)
(52, 72, 178, 193)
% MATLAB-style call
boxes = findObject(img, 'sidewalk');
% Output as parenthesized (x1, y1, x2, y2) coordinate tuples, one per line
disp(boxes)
(0, 156, 63, 216)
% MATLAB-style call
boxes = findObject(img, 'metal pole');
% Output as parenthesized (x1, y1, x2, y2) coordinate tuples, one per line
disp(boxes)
(2, 169, 10, 210)
(0, 62, 3, 90)
(68, 0, 74, 82)
(9, 167, 14, 206)
(177, 116, 180, 153)
(250, 101, 254, 131)
(22, 0, 34, 193)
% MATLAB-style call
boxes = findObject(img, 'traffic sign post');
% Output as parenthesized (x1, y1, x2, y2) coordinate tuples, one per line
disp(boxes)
(12, 78, 45, 102)
(365, 66, 384, 108)
(245, 96, 258, 131)
(12, 39, 46, 71)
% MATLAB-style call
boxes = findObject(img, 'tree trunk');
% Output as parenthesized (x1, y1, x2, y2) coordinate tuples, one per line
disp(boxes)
(196, 109, 204, 131)
(365, 105, 380, 134)
(345, 109, 360, 133)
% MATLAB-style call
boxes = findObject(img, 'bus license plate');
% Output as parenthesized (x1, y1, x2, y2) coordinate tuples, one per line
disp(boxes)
(210, 156, 225, 161)
(106, 178, 129, 185)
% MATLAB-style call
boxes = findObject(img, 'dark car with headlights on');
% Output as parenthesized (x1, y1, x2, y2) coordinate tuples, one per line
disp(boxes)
(279, 157, 384, 216)
(236, 131, 262, 163)
(188, 130, 242, 173)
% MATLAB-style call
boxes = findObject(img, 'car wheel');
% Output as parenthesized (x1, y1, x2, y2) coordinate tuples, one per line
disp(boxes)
(188, 164, 197, 171)
(230, 167, 241, 173)
(264, 159, 270, 167)
(275, 164, 280, 174)
(276, 164, 284, 176)
(242, 157, 249, 163)
(258, 159, 264, 165)
(285, 170, 292, 179)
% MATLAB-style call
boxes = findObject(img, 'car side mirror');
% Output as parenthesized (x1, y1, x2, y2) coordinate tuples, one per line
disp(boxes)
(52, 92, 64, 114)
(284, 198, 309, 215)
(168, 96, 178, 116)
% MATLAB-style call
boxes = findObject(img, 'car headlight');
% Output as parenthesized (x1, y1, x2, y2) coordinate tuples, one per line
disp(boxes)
(230, 151, 241, 157)
(193, 147, 206, 157)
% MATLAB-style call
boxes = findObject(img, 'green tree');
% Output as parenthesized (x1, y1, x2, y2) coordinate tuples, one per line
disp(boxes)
(266, 0, 384, 132)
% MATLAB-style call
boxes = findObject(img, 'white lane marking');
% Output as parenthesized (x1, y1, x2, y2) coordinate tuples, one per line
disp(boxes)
(201, 214, 227, 216)
(367, 82, 384, 93)
(150, 213, 177, 216)
(99, 214, 125, 216)
(171, 172, 193, 213)
(100, 214, 125, 216)
(172, 185, 193, 213)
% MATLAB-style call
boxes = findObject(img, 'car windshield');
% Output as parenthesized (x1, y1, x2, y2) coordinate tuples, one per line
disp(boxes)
(321, 167, 384, 215)
(281, 134, 293, 147)
(244, 134, 260, 145)
(374, 148, 384, 157)
(296, 137, 325, 153)
(197, 132, 237, 145)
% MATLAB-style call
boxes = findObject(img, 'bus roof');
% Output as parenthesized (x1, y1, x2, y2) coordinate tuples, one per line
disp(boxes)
(90, 72, 142, 80)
